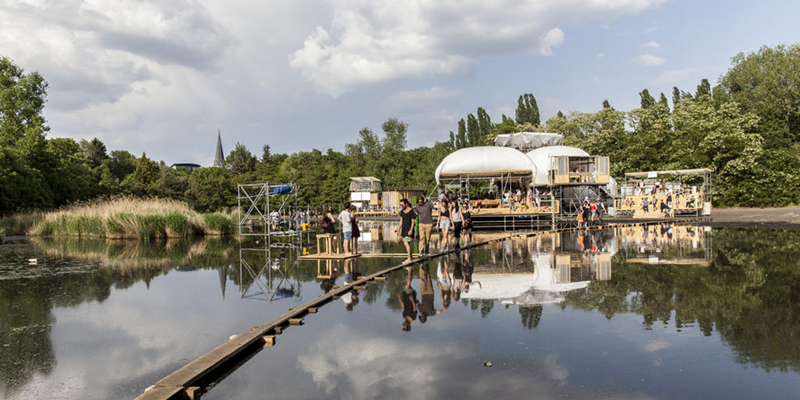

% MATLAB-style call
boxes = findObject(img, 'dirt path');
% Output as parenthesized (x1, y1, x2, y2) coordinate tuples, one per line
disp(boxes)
(707, 206, 800, 229)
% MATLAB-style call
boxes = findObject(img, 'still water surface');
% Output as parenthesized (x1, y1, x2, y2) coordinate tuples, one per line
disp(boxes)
(1, 225, 799, 399)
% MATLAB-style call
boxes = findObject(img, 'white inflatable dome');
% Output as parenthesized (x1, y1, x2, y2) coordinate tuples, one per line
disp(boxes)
(435, 146, 537, 184)
(526, 145, 590, 186)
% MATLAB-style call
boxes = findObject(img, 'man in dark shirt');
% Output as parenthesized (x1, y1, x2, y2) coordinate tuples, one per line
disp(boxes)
(414, 195, 435, 256)
(397, 198, 417, 264)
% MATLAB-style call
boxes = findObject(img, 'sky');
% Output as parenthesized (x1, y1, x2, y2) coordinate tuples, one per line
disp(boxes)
(2, 0, 799, 166)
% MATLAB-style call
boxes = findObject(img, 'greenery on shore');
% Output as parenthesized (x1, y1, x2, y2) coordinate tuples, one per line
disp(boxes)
(5, 197, 235, 239)
(2, 44, 800, 218)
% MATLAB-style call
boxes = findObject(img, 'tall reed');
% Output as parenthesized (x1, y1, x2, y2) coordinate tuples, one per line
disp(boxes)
(26, 197, 237, 239)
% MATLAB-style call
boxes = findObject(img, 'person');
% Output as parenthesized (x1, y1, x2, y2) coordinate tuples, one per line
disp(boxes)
(321, 206, 338, 252)
(597, 199, 606, 225)
(462, 200, 474, 245)
(341, 258, 360, 311)
(462, 250, 481, 294)
(418, 264, 442, 323)
(339, 202, 352, 254)
(437, 199, 452, 251)
(437, 257, 452, 312)
(451, 200, 463, 249)
(577, 207, 585, 228)
(397, 198, 417, 264)
(349, 204, 360, 255)
(414, 195, 435, 257)
(590, 199, 597, 225)
(398, 266, 418, 331)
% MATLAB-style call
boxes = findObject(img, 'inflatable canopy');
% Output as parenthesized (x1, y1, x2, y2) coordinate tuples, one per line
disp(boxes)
(434, 146, 537, 185)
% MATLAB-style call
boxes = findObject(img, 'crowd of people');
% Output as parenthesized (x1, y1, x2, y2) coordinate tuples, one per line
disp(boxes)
(576, 198, 607, 228)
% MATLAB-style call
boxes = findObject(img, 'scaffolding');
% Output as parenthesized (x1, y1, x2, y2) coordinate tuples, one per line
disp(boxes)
(237, 182, 314, 238)
(237, 182, 314, 302)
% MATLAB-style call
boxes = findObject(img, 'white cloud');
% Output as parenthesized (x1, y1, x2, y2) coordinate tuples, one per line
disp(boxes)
(645, 41, 661, 49)
(597, 53, 606, 58)
(635, 54, 666, 66)
(651, 67, 701, 85)
(391, 86, 464, 103)
(539, 28, 565, 56)
(290, 0, 669, 96)
(642, 340, 671, 352)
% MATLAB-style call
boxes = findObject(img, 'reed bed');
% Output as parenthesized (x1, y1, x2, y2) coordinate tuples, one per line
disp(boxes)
(0, 211, 45, 236)
(26, 197, 236, 239)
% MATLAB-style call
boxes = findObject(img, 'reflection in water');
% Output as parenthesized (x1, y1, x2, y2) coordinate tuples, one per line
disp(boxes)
(3, 226, 800, 399)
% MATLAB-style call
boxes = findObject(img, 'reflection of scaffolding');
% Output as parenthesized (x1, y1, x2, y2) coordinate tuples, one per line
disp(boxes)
(239, 245, 303, 302)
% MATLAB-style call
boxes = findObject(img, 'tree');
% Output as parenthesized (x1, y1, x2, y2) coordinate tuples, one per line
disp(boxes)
(515, 93, 540, 126)
(79, 138, 108, 169)
(132, 152, 158, 186)
(639, 89, 656, 109)
(225, 142, 257, 175)
(186, 167, 235, 212)
(0, 57, 49, 149)
(721, 44, 800, 147)
(107, 150, 137, 182)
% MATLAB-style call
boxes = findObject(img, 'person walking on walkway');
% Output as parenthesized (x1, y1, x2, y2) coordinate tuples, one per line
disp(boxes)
(437, 199, 452, 251)
(397, 198, 417, 264)
(451, 200, 463, 249)
(414, 195, 434, 256)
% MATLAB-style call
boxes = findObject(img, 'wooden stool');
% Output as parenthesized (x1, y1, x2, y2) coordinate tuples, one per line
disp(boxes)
(316, 233, 339, 254)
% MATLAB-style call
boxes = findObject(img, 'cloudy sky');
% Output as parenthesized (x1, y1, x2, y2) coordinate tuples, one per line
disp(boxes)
(2, 0, 798, 165)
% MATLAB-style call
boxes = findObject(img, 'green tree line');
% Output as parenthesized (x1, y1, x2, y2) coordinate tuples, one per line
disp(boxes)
(2, 44, 799, 216)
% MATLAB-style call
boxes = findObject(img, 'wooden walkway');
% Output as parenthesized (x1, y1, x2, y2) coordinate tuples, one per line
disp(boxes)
(135, 219, 695, 400)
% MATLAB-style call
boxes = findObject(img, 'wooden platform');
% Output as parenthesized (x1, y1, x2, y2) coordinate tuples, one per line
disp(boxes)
(298, 253, 362, 260)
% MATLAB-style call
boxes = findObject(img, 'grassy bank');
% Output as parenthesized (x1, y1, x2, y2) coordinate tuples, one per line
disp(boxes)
(3, 197, 237, 239)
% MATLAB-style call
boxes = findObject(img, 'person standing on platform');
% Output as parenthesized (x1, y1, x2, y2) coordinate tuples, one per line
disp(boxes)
(321, 206, 339, 251)
(339, 202, 352, 254)
(397, 198, 417, 264)
(414, 196, 435, 257)
(349, 204, 360, 255)
(451, 200, 463, 249)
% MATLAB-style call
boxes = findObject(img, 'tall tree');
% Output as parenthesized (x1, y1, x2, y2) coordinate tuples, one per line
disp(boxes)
(515, 93, 540, 126)
(225, 142, 257, 175)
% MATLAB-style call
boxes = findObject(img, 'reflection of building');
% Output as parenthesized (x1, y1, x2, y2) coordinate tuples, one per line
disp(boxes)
(615, 224, 712, 266)
(462, 230, 614, 305)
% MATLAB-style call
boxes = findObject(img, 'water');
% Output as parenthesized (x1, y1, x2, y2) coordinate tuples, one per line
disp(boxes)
(1, 225, 800, 399)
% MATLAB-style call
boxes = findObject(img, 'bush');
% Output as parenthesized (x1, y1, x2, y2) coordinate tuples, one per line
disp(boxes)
(204, 213, 233, 235)
(164, 212, 189, 237)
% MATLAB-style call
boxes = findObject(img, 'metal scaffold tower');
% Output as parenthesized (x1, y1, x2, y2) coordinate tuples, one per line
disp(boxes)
(237, 182, 313, 303)
(237, 182, 311, 239)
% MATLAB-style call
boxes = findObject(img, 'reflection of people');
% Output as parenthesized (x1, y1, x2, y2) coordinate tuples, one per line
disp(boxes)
(462, 251, 481, 293)
(418, 264, 442, 322)
(397, 198, 417, 264)
(437, 257, 452, 311)
(414, 196, 435, 257)
(398, 267, 418, 331)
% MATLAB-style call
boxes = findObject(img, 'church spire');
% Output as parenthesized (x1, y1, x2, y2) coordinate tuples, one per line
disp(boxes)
(214, 129, 224, 168)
